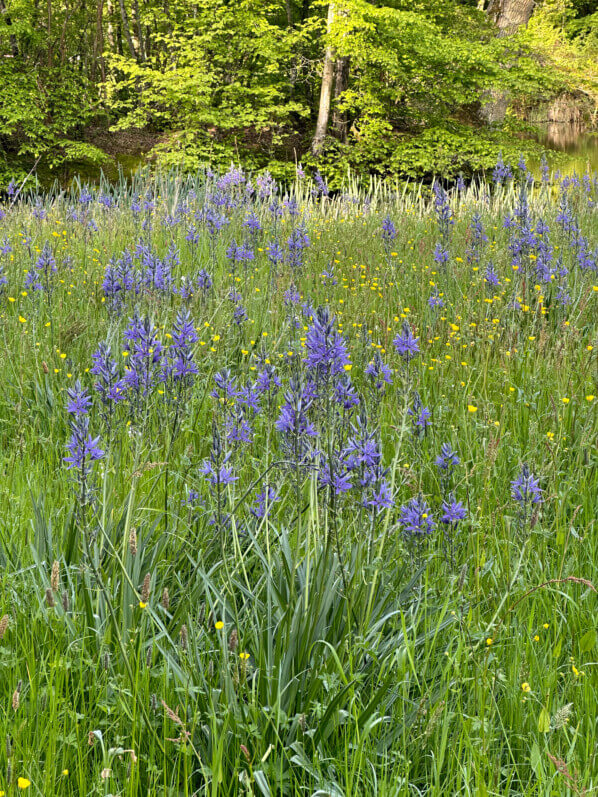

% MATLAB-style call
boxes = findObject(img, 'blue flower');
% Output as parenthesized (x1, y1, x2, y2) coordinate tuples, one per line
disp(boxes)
(440, 499, 467, 526)
(511, 464, 542, 505)
(398, 496, 435, 538)
(492, 152, 513, 184)
(334, 375, 360, 410)
(250, 486, 280, 519)
(313, 171, 329, 197)
(408, 392, 431, 435)
(304, 306, 349, 378)
(200, 455, 237, 487)
(319, 459, 352, 495)
(364, 353, 393, 391)
(393, 321, 420, 363)
(64, 415, 104, 472)
(484, 263, 499, 287)
(344, 423, 381, 470)
(368, 481, 394, 513)
(243, 212, 262, 235)
(256, 364, 281, 394)
(433, 243, 450, 265)
(211, 369, 239, 401)
(381, 216, 397, 241)
(286, 226, 310, 270)
(435, 443, 460, 472)
(66, 381, 93, 416)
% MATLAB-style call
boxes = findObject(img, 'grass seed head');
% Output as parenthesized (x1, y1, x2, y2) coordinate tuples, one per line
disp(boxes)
(141, 572, 151, 603)
(50, 560, 59, 592)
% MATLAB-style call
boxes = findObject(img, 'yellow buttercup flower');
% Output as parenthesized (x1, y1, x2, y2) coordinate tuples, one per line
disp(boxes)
(215, 621, 224, 630)
(521, 682, 531, 693)
(467, 405, 477, 413)
(17, 778, 31, 790)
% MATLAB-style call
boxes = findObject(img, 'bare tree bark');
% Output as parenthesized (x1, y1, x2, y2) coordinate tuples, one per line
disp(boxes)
(332, 55, 350, 141)
(92, 0, 106, 83)
(118, 0, 138, 60)
(311, 3, 336, 156)
(487, 0, 535, 35)
(106, 0, 116, 50)
(480, 0, 536, 124)
(132, 0, 146, 61)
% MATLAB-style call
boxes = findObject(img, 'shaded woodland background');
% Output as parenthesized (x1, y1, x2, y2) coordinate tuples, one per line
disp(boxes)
(1, 0, 597, 184)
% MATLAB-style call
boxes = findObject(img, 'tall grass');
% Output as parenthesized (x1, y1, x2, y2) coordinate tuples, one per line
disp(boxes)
(0, 165, 596, 795)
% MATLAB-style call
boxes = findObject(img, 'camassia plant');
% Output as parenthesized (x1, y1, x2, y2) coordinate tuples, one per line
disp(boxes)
(0, 161, 596, 794)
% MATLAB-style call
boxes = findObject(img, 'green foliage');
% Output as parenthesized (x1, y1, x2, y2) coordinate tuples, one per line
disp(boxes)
(329, 1, 497, 125)
(520, 4, 598, 103)
(106, 0, 311, 168)
(0, 0, 102, 178)
(1, 0, 597, 184)
(303, 122, 549, 186)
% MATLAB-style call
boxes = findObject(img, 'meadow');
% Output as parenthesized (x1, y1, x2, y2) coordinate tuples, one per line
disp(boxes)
(0, 162, 596, 796)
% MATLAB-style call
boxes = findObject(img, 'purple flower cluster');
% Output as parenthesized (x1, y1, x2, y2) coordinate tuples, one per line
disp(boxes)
(304, 307, 349, 380)
(64, 381, 104, 502)
(393, 322, 420, 364)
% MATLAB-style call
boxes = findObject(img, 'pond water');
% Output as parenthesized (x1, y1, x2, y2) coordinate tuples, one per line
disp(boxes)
(534, 122, 598, 175)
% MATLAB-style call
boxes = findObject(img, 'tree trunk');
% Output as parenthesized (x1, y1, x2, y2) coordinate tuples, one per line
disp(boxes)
(487, 0, 535, 36)
(92, 0, 106, 83)
(480, 0, 535, 124)
(132, 0, 146, 61)
(106, 0, 116, 50)
(47, 0, 52, 68)
(311, 3, 336, 156)
(118, 0, 137, 59)
(163, 0, 173, 36)
(332, 55, 350, 141)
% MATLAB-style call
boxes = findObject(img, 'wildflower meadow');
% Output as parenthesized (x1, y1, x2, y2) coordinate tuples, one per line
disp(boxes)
(0, 162, 596, 795)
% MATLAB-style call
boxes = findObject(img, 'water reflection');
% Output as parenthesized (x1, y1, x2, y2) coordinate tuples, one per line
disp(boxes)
(542, 122, 586, 150)
(535, 121, 598, 174)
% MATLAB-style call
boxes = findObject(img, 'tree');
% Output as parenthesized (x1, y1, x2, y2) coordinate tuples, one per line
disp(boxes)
(312, 2, 337, 155)
(487, 0, 535, 35)
(0, 0, 595, 183)
(481, 0, 536, 123)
